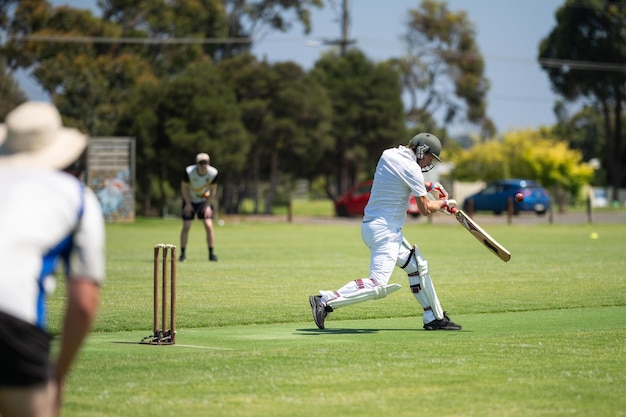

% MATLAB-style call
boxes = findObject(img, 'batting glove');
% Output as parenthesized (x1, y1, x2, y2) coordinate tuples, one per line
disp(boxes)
(440, 199, 457, 215)
(425, 181, 448, 200)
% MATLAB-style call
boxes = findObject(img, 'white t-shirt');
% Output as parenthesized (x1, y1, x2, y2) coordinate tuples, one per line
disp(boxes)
(183, 164, 218, 203)
(0, 167, 105, 329)
(363, 145, 428, 228)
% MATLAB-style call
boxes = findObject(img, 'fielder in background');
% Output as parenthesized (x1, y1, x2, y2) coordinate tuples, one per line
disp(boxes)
(309, 133, 462, 331)
(0, 102, 105, 417)
(179, 152, 219, 262)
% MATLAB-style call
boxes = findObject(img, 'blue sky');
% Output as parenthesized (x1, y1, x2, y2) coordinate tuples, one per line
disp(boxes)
(23, 0, 564, 134)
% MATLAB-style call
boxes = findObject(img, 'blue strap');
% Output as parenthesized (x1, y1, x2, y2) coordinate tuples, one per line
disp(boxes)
(36, 182, 85, 328)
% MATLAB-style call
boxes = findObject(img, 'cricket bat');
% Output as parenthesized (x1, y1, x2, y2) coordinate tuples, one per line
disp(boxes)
(451, 208, 511, 262)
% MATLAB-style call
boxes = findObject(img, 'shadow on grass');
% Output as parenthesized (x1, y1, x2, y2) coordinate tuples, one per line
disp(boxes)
(295, 327, 417, 335)
(111, 341, 168, 345)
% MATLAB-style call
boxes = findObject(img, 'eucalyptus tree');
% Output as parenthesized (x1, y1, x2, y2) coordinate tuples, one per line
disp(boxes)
(539, 0, 626, 202)
(0, 61, 26, 117)
(217, 53, 272, 213)
(96, 0, 227, 73)
(258, 61, 332, 213)
(219, 53, 332, 214)
(394, 0, 493, 136)
(312, 49, 406, 197)
(2, 2, 138, 134)
(2, 0, 323, 134)
(2, 0, 331, 215)
(119, 61, 247, 215)
(552, 102, 606, 184)
(221, 0, 323, 58)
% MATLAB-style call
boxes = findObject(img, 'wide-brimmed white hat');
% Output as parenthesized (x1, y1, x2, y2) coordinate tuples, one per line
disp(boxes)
(0, 101, 87, 169)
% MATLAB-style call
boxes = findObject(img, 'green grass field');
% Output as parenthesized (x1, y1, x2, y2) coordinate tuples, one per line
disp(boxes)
(48, 214, 626, 417)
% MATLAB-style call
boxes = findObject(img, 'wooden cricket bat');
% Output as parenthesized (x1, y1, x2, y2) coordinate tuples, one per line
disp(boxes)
(451, 208, 511, 262)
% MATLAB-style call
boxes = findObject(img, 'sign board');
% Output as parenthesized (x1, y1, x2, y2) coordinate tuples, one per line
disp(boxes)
(86, 137, 136, 222)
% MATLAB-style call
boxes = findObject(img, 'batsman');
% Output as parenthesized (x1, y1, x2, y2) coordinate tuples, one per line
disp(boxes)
(309, 133, 462, 331)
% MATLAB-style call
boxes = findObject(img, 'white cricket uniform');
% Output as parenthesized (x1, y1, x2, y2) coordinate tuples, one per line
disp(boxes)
(0, 167, 105, 330)
(320, 145, 444, 323)
(363, 145, 427, 227)
(184, 164, 218, 203)
(361, 145, 427, 284)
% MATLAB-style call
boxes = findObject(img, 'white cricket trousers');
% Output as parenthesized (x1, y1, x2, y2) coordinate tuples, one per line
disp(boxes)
(319, 218, 440, 323)
(361, 218, 409, 285)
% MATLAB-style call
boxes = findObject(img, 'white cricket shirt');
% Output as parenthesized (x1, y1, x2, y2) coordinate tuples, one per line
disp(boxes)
(184, 164, 218, 203)
(0, 167, 105, 329)
(363, 145, 428, 228)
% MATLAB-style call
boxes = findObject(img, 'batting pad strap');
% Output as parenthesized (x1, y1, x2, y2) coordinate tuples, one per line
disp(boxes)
(326, 284, 402, 309)
(400, 247, 415, 270)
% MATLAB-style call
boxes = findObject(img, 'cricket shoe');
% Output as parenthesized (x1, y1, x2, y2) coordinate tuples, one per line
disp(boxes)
(209, 254, 218, 262)
(178, 254, 186, 262)
(309, 295, 332, 329)
(423, 312, 462, 331)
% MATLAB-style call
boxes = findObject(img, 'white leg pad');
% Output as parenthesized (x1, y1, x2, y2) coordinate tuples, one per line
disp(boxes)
(326, 283, 402, 309)
(400, 242, 444, 320)
(415, 251, 444, 320)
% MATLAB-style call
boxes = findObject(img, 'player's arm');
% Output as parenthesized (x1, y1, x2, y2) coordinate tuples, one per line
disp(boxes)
(415, 195, 457, 216)
(425, 181, 448, 200)
(206, 183, 217, 204)
(180, 167, 193, 207)
(54, 278, 100, 383)
(181, 181, 191, 206)
(53, 278, 99, 414)
(415, 178, 456, 215)
(204, 172, 218, 206)
(55, 190, 104, 407)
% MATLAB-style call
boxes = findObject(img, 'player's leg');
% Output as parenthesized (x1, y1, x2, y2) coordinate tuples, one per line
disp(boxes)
(397, 242, 442, 321)
(397, 240, 461, 330)
(0, 382, 56, 417)
(0, 313, 57, 417)
(202, 204, 217, 261)
(179, 201, 195, 261)
(323, 221, 401, 308)
(311, 282, 402, 330)
(309, 221, 401, 329)
(321, 279, 402, 309)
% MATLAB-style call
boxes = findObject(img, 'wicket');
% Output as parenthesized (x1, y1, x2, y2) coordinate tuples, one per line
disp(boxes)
(141, 244, 177, 345)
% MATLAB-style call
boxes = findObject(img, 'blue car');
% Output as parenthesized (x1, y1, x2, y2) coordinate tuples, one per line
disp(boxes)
(462, 179, 551, 215)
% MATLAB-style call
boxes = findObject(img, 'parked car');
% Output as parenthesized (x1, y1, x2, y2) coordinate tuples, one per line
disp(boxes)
(462, 179, 551, 215)
(334, 179, 420, 218)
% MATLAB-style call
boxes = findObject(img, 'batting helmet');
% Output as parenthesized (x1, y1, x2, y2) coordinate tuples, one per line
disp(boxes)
(408, 133, 442, 162)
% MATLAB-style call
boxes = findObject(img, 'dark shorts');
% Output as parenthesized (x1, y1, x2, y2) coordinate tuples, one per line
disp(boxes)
(0, 311, 52, 387)
(182, 202, 214, 221)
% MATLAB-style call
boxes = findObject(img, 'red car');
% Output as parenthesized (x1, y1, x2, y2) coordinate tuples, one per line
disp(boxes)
(334, 179, 420, 218)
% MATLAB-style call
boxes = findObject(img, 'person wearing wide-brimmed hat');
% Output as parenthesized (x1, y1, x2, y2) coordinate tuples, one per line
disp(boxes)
(0, 101, 105, 417)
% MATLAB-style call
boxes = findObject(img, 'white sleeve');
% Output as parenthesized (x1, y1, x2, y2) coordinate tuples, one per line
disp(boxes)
(68, 188, 106, 284)
(407, 167, 428, 197)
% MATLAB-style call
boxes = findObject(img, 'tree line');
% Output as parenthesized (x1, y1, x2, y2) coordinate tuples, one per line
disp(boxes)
(1, 0, 624, 214)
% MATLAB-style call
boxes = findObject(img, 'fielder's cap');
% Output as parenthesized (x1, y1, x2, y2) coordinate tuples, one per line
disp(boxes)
(196, 152, 210, 163)
(0, 101, 87, 169)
